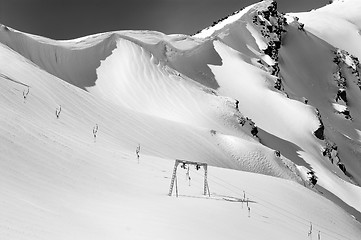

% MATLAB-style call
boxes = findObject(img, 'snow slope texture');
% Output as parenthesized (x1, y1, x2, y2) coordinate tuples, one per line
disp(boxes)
(1, 0, 361, 239)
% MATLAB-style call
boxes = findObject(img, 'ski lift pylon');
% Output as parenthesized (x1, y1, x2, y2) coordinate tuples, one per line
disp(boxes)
(168, 159, 210, 197)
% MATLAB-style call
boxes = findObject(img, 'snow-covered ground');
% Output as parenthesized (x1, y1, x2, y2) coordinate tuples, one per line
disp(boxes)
(1, 0, 361, 239)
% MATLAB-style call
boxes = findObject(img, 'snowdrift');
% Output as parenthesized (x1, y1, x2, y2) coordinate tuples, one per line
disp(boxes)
(0, 15, 303, 181)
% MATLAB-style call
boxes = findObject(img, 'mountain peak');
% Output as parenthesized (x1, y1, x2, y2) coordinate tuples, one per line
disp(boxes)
(193, 0, 278, 39)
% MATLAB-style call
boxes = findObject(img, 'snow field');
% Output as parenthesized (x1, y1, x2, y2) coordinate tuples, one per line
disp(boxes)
(1, 0, 361, 239)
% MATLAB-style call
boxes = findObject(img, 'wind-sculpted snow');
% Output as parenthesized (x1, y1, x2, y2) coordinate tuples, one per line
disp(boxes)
(1, 39, 297, 176)
(0, 25, 119, 89)
(1, 0, 361, 239)
(289, 0, 361, 60)
(0, 17, 307, 182)
(92, 38, 226, 130)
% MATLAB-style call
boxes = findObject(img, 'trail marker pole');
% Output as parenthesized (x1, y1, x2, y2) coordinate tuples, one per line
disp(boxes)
(175, 176, 178, 197)
(93, 124, 98, 142)
(308, 222, 313, 238)
(23, 87, 29, 102)
(136, 144, 140, 163)
(56, 105, 61, 119)
(186, 165, 191, 186)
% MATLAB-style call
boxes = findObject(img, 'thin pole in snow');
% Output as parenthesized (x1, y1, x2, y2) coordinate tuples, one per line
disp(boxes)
(56, 105, 61, 119)
(206, 180, 210, 197)
(93, 124, 98, 142)
(23, 86, 29, 102)
(186, 164, 191, 186)
(175, 176, 178, 197)
(136, 144, 140, 163)
(308, 222, 313, 237)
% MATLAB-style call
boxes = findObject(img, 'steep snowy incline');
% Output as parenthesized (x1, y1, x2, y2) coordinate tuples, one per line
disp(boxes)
(0, 24, 219, 91)
(92, 37, 256, 140)
(279, 22, 361, 185)
(0, 11, 310, 181)
(288, 0, 361, 60)
(188, 0, 361, 213)
(7, 21, 361, 239)
(209, 38, 361, 213)
(93, 38, 228, 131)
(0, 24, 250, 140)
(0, 24, 118, 89)
(1, 0, 361, 238)
(193, 3, 255, 39)
(1, 40, 360, 239)
(0, 30, 306, 180)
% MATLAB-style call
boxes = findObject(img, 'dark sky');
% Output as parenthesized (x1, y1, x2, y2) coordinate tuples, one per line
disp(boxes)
(0, 0, 329, 40)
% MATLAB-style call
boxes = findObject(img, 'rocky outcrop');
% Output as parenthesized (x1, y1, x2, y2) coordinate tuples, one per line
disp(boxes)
(330, 49, 361, 120)
(252, 1, 288, 92)
(335, 88, 347, 103)
(307, 170, 318, 186)
(314, 109, 325, 140)
(322, 140, 339, 164)
(237, 115, 259, 138)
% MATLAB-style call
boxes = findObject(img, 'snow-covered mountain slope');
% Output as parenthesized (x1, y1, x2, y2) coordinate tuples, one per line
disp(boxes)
(1, 0, 361, 239)
(194, 0, 361, 213)
(288, 0, 361, 59)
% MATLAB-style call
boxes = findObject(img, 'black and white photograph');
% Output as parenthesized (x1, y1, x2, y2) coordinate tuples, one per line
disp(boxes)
(1, 0, 361, 239)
